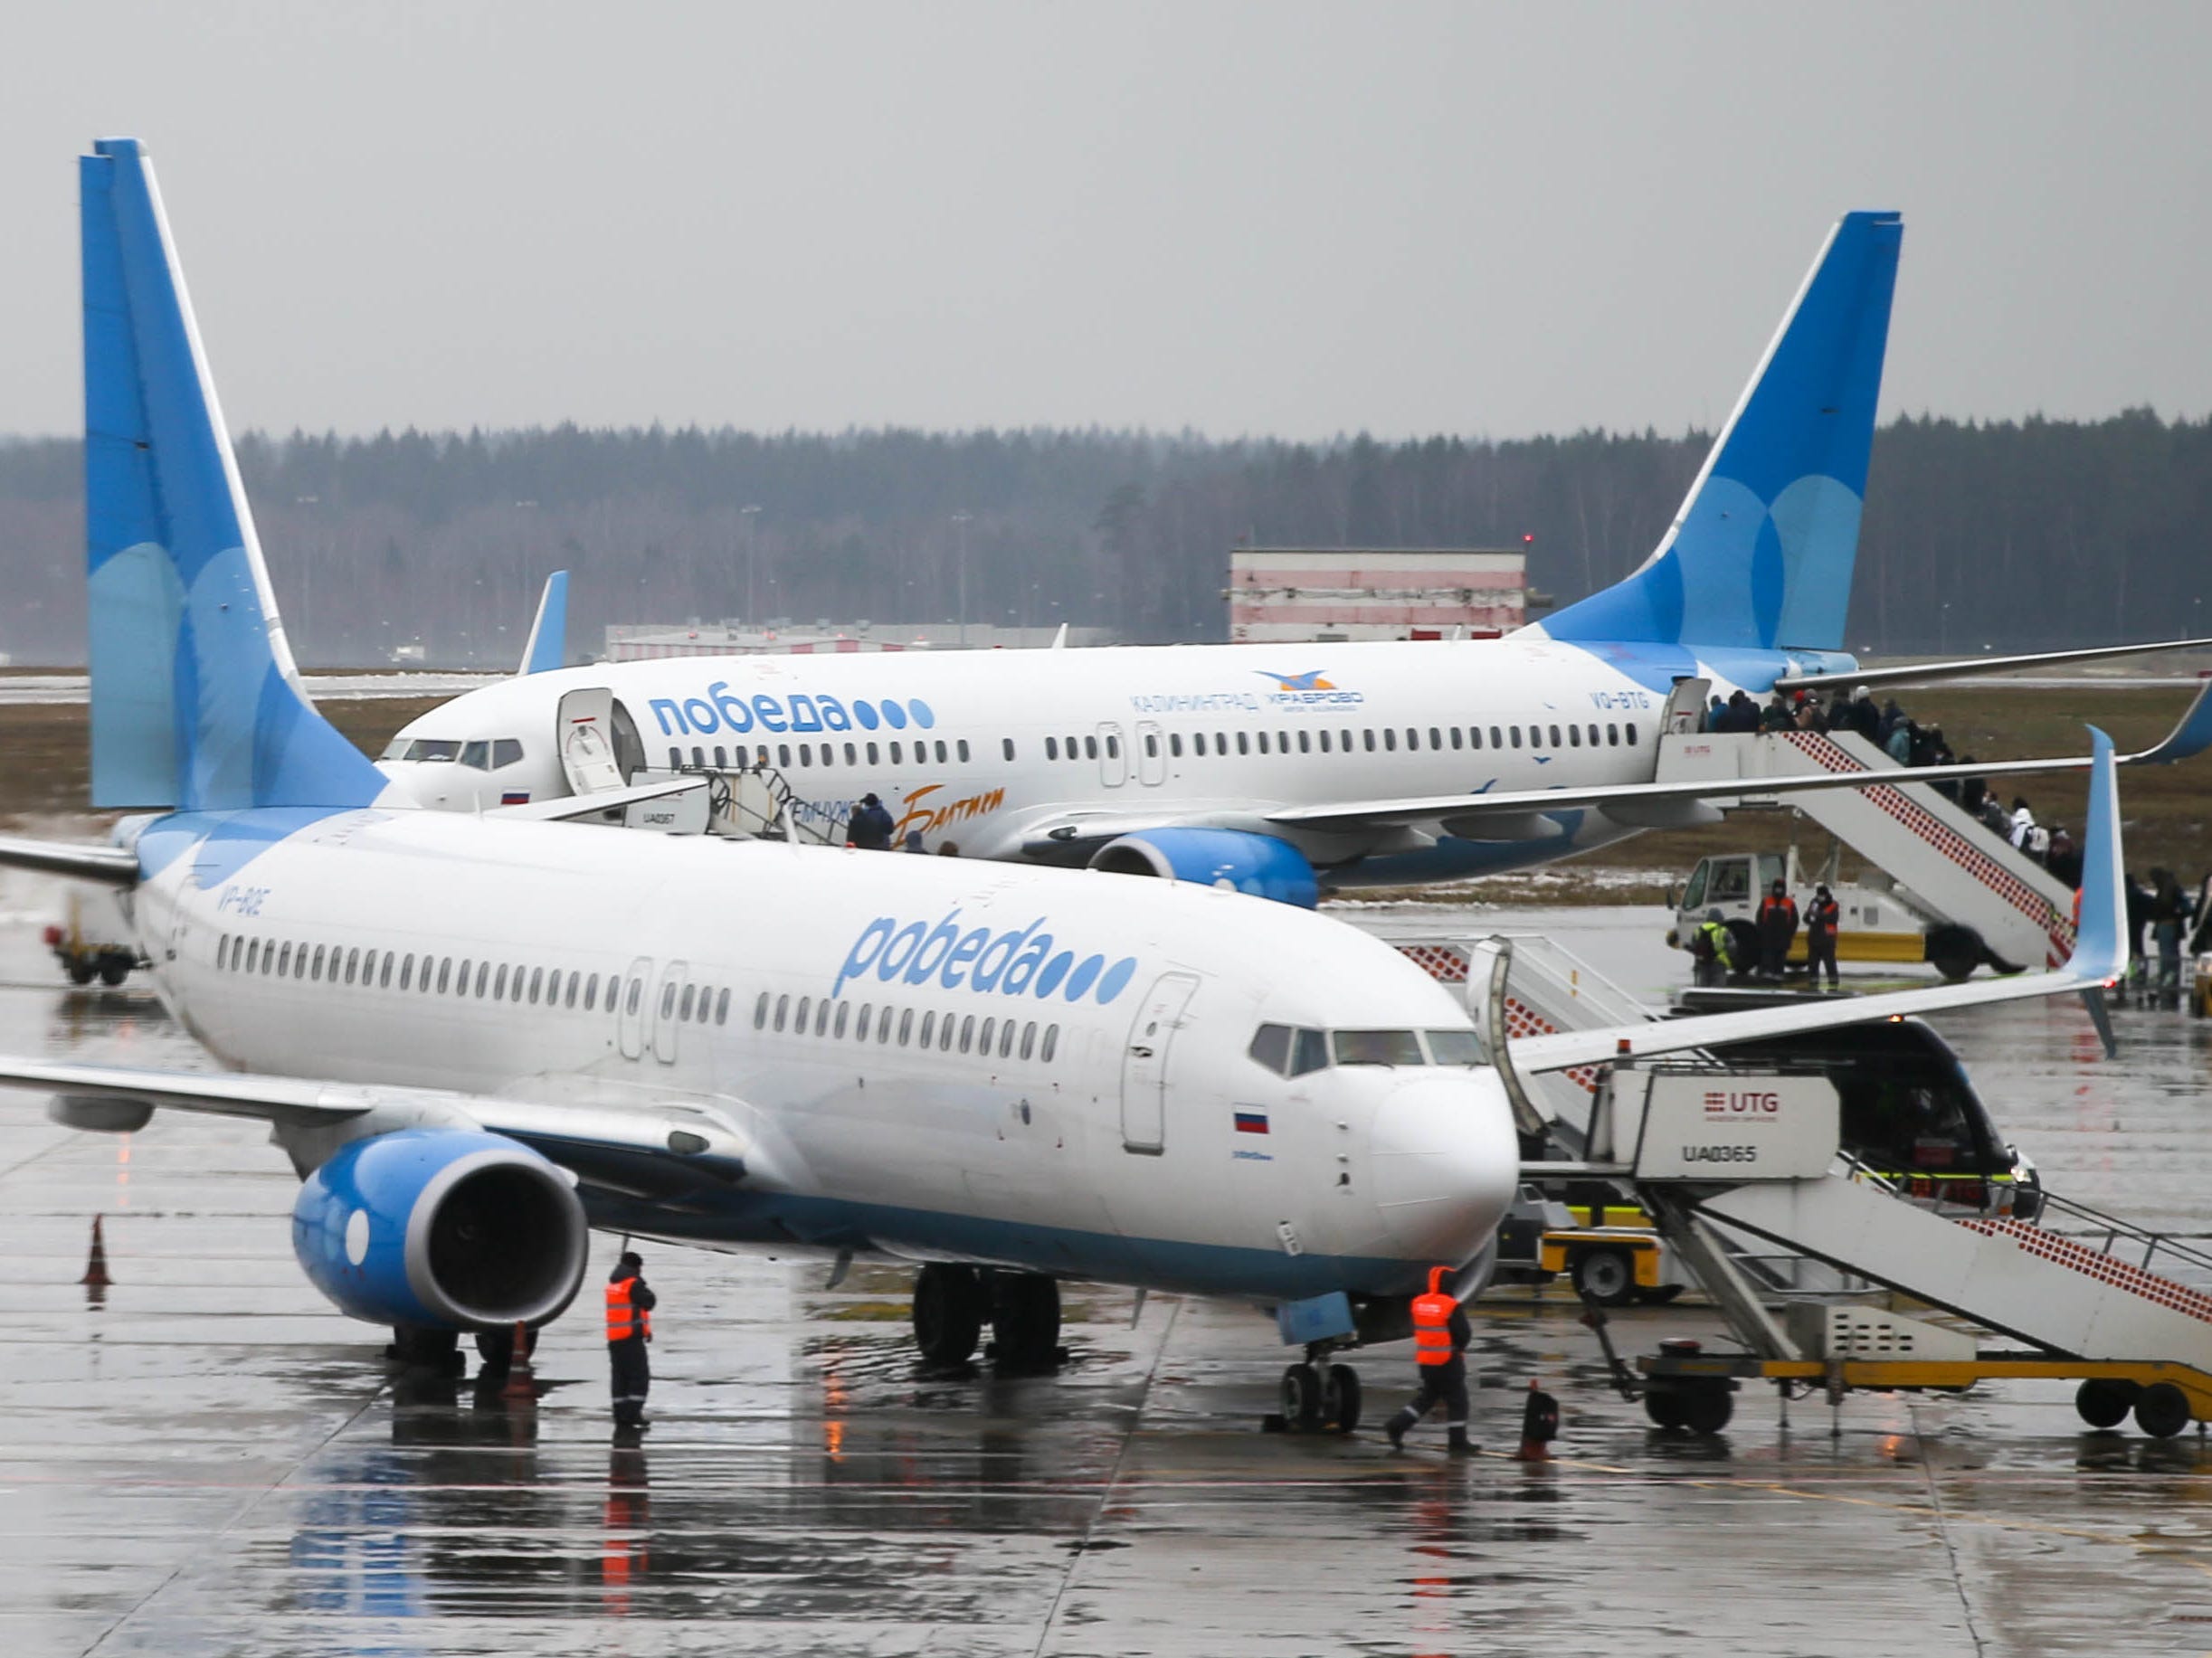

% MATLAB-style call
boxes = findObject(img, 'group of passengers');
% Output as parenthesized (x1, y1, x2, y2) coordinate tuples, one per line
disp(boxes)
(1704, 684, 1959, 772)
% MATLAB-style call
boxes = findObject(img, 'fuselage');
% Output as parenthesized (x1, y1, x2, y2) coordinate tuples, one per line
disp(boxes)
(380, 633, 1854, 884)
(126, 806, 1520, 1302)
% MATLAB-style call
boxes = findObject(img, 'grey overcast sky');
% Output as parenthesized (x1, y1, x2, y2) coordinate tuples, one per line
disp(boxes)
(2, 2, 2206, 440)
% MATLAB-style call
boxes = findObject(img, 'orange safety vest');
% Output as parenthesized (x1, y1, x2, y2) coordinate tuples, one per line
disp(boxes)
(1410, 1265, 1457, 1367)
(605, 1277, 651, 1342)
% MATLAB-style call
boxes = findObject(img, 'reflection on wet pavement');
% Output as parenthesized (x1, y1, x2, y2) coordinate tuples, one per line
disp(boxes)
(3, 910, 2210, 1654)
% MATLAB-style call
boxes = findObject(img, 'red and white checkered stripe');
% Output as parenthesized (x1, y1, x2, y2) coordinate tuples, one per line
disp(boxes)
(1780, 733, 2075, 966)
(1956, 1217, 2212, 1326)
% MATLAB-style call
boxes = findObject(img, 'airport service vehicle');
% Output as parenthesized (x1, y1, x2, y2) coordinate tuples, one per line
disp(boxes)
(0, 141, 2129, 1435)
(43, 887, 138, 986)
(1667, 846, 2001, 982)
(376, 209, 2207, 904)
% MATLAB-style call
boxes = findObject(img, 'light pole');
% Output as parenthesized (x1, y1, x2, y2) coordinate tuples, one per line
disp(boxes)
(952, 512, 973, 648)
(1941, 602, 1951, 655)
(741, 504, 761, 626)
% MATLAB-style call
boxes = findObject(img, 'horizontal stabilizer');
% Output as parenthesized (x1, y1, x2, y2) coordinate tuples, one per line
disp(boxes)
(0, 835, 139, 888)
(487, 775, 707, 822)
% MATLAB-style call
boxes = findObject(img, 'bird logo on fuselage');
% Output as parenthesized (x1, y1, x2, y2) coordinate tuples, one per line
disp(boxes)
(1256, 668, 1336, 691)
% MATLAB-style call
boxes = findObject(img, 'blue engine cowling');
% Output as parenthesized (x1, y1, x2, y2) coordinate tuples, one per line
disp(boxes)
(291, 1129, 589, 1330)
(1089, 828, 1319, 908)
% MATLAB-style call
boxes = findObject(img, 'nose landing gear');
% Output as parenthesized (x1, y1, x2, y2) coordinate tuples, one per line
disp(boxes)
(1272, 1346, 1362, 1435)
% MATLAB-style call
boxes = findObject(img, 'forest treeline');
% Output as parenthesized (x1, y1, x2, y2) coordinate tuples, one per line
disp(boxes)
(0, 410, 2205, 665)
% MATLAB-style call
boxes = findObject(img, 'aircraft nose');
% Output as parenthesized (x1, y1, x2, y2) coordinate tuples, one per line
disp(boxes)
(1368, 1072, 1520, 1261)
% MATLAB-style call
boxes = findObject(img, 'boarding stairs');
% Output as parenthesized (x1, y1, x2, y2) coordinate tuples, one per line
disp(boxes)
(1655, 728, 2076, 968)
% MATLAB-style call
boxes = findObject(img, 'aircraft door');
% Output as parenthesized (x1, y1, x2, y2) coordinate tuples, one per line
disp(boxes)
(651, 960, 690, 1065)
(556, 687, 627, 796)
(1662, 677, 1711, 736)
(616, 955, 652, 1060)
(1120, 971, 1201, 1153)
(1134, 720, 1166, 786)
(1097, 722, 1128, 788)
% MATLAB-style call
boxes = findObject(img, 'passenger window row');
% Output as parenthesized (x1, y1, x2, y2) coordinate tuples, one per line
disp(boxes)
(1044, 723, 1640, 762)
(209, 934, 736, 1028)
(1247, 1021, 1486, 1075)
(752, 989, 1061, 1065)
(669, 738, 972, 772)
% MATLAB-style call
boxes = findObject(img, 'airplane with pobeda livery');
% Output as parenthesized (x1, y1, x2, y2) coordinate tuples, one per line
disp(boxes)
(376, 210, 2210, 903)
(0, 141, 2131, 1426)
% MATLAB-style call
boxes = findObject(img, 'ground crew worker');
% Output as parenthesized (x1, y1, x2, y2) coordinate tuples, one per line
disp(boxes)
(1805, 882, 1841, 990)
(605, 1250, 658, 1428)
(1385, 1265, 1473, 1454)
(1690, 912, 1734, 987)
(848, 792, 895, 850)
(1756, 878, 1799, 980)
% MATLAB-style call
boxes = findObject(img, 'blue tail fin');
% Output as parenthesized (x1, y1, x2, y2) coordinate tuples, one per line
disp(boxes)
(82, 138, 386, 812)
(517, 571, 569, 675)
(1538, 210, 1903, 653)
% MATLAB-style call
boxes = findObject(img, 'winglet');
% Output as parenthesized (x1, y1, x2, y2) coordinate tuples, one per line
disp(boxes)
(517, 571, 569, 675)
(2070, 726, 2127, 987)
(2128, 677, 2212, 765)
(1050, 622, 1068, 650)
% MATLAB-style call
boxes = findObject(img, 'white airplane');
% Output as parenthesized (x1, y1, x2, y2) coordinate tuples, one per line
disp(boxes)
(371, 210, 2210, 902)
(0, 140, 2128, 1433)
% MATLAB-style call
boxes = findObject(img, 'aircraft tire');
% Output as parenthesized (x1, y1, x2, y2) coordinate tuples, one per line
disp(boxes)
(1681, 1387, 1733, 1435)
(989, 1273, 1062, 1370)
(1324, 1363, 1362, 1434)
(1280, 1362, 1324, 1432)
(1644, 1390, 1688, 1430)
(913, 1264, 986, 1366)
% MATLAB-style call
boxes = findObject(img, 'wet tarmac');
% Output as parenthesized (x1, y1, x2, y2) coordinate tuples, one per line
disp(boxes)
(5, 905, 2212, 1655)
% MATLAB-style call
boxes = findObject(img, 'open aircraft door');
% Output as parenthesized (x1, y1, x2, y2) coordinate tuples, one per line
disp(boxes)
(556, 688, 627, 796)
(1120, 971, 1200, 1153)
(1662, 677, 1712, 736)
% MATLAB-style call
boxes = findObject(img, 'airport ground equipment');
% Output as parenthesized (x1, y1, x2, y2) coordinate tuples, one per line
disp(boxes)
(43, 888, 138, 986)
(1654, 726, 2078, 978)
(1578, 1062, 2212, 1437)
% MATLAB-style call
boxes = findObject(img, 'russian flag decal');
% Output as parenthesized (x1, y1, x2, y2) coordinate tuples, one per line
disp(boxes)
(501, 791, 531, 805)
(1233, 1110, 1269, 1135)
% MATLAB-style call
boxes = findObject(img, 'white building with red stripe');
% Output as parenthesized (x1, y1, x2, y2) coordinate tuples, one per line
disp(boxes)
(1229, 547, 1533, 643)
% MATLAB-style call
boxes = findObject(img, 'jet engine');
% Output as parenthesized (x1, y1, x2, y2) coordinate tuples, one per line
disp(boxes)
(291, 1129, 589, 1330)
(1088, 828, 1319, 908)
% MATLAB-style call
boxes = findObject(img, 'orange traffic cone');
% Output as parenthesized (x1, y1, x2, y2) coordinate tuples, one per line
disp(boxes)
(1514, 1379, 1560, 1462)
(81, 1215, 111, 1289)
(500, 1321, 536, 1400)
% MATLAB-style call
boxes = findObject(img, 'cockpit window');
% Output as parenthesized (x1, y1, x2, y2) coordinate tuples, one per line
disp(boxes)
(1423, 1028, 1486, 1066)
(1248, 1023, 1292, 1074)
(460, 740, 490, 770)
(398, 738, 461, 763)
(492, 738, 525, 769)
(1333, 1028, 1425, 1066)
(1289, 1028, 1330, 1076)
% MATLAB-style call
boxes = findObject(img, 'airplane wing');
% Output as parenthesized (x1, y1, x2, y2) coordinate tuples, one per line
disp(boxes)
(1774, 635, 2212, 695)
(1507, 727, 2129, 1076)
(1267, 681, 2211, 837)
(517, 571, 570, 676)
(0, 1059, 754, 1192)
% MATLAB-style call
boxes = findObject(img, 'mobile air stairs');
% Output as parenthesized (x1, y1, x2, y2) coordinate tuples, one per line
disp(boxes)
(1397, 932, 2212, 1439)
(1657, 717, 2076, 972)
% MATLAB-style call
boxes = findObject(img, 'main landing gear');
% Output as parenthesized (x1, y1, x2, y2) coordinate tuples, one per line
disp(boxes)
(385, 1325, 468, 1378)
(912, 1264, 1066, 1371)
(1272, 1344, 1362, 1435)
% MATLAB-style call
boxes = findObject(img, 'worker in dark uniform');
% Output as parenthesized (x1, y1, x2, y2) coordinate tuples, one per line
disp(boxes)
(1756, 878, 1799, 980)
(605, 1250, 658, 1428)
(1690, 912, 1735, 987)
(848, 793, 895, 850)
(1385, 1265, 1473, 1454)
(1805, 882, 1842, 990)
